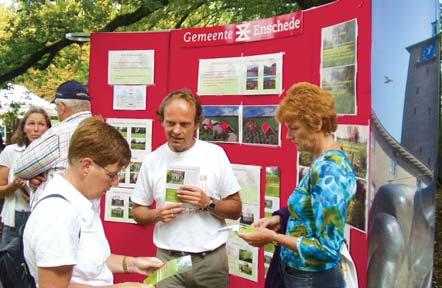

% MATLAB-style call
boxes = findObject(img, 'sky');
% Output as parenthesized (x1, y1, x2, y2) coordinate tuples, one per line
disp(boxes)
(372, 0, 438, 142)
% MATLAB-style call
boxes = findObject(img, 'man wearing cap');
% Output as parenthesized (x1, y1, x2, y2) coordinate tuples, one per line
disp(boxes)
(15, 80, 92, 206)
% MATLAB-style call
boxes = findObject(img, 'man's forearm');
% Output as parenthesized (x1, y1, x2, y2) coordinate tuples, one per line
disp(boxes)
(133, 205, 160, 225)
(15, 134, 59, 179)
(211, 192, 241, 220)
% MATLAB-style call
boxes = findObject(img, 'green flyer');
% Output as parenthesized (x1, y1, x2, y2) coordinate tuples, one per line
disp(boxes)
(143, 255, 192, 285)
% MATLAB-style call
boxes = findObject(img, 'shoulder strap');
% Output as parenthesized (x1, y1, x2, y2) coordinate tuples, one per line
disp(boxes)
(34, 194, 69, 210)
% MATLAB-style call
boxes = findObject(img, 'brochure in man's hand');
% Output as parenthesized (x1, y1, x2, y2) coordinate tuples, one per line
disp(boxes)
(143, 255, 192, 285)
(165, 165, 200, 206)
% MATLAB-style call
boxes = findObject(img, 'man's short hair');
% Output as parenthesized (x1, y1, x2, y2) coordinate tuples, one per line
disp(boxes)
(157, 89, 203, 125)
(68, 117, 131, 168)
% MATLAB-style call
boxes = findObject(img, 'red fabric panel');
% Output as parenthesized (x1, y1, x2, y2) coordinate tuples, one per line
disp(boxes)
(88, 0, 370, 286)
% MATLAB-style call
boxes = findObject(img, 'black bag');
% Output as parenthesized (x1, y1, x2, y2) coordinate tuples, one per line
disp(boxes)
(0, 194, 68, 288)
(0, 230, 35, 288)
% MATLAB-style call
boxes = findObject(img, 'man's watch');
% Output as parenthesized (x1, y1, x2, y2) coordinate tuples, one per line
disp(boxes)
(207, 197, 216, 211)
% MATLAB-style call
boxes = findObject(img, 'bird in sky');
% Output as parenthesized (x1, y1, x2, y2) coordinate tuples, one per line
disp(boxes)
(384, 75, 393, 83)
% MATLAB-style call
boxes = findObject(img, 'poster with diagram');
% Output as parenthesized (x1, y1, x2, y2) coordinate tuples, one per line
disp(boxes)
(225, 164, 261, 282)
(321, 19, 357, 115)
(198, 53, 283, 96)
(106, 118, 153, 162)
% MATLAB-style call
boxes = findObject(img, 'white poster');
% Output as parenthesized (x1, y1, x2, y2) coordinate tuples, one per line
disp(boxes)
(106, 118, 153, 162)
(225, 164, 261, 282)
(104, 187, 136, 224)
(198, 53, 283, 96)
(113, 85, 147, 110)
(108, 50, 155, 85)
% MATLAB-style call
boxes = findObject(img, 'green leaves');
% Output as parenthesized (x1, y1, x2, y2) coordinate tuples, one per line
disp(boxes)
(0, 0, 332, 93)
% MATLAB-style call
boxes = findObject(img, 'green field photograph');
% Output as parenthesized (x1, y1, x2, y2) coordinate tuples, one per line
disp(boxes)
(111, 207, 124, 218)
(239, 249, 253, 263)
(200, 106, 240, 143)
(265, 166, 280, 197)
(239, 263, 253, 275)
(322, 20, 356, 68)
(131, 126, 146, 138)
(335, 124, 369, 179)
(242, 105, 279, 146)
(321, 65, 356, 115)
(130, 138, 146, 150)
(166, 169, 185, 184)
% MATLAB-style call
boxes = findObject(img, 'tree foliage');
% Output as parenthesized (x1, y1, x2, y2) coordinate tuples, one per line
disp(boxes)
(0, 0, 335, 99)
(0, 101, 21, 144)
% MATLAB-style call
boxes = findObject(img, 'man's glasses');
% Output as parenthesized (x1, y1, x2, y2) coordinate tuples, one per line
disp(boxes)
(92, 160, 120, 181)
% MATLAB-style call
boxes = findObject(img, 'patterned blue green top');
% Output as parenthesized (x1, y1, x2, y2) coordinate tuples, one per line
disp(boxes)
(280, 150, 356, 271)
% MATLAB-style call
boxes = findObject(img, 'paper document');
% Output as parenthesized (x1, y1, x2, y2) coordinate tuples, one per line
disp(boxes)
(214, 224, 255, 234)
(165, 165, 200, 205)
(144, 255, 192, 285)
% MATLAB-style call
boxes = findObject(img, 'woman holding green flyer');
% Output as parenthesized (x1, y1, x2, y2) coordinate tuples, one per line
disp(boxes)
(238, 82, 356, 288)
(23, 117, 163, 288)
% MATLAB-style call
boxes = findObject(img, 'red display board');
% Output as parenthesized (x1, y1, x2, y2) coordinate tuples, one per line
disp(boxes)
(88, 0, 370, 286)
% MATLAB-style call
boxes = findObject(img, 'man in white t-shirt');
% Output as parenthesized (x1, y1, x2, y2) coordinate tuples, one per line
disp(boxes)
(132, 89, 242, 288)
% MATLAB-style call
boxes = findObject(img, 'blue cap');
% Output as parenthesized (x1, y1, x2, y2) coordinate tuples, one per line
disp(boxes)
(53, 80, 90, 102)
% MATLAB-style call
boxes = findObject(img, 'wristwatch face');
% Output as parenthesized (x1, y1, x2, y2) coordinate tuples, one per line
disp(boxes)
(208, 199, 216, 210)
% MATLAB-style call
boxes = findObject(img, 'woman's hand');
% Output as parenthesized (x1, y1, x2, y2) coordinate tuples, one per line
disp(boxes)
(238, 227, 275, 247)
(129, 257, 163, 276)
(252, 215, 281, 232)
(11, 177, 26, 190)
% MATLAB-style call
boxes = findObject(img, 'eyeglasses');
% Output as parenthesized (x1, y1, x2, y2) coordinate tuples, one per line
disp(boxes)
(92, 160, 120, 181)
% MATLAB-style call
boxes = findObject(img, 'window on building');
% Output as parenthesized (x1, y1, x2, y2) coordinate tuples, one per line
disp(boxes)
(389, 160, 397, 177)
(414, 107, 417, 115)
(416, 87, 420, 95)
(419, 146, 423, 155)
(416, 55, 421, 64)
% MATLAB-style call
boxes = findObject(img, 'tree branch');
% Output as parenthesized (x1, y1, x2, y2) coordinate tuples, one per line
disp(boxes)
(101, 2, 168, 32)
(35, 50, 58, 70)
(174, 1, 206, 29)
(0, 1, 170, 84)
(0, 0, 334, 85)
(0, 39, 71, 84)
(295, 0, 335, 9)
